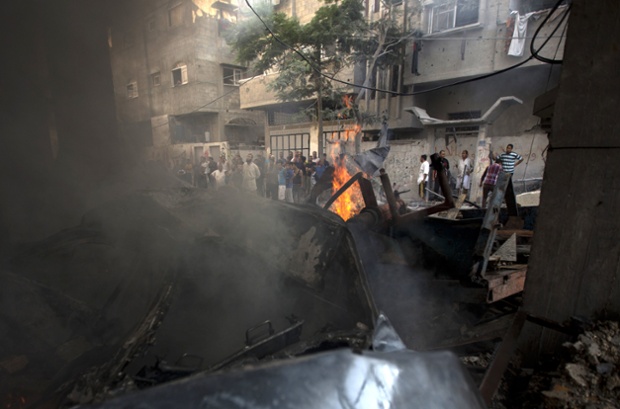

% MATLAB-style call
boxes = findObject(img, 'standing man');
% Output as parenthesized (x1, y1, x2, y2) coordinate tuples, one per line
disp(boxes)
(277, 162, 287, 201)
(241, 154, 261, 193)
(495, 143, 523, 210)
(265, 155, 278, 200)
(495, 144, 523, 175)
(479, 159, 503, 208)
(417, 154, 429, 202)
(207, 156, 218, 187)
(210, 164, 227, 190)
(432, 150, 450, 200)
(254, 152, 266, 196)
(198, 156, 209, 188)
(284, 162, 295, 203)
(455, 150, 473, 196)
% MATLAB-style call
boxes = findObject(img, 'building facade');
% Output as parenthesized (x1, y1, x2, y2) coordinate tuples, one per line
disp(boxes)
(393, 0, 567, 201)
(239, 0, 568, 202)
(108, 0, 266, 168)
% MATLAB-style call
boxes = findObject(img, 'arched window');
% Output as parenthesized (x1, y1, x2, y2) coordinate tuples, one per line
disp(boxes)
(172, 63, 188, 87)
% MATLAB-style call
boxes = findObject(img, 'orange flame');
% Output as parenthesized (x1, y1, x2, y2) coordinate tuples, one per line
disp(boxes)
(343, 95, 354, 109)
(329, 156, 365, 221)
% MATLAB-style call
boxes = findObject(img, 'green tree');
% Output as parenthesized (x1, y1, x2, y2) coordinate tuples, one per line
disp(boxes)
(227, 0, 418, 155)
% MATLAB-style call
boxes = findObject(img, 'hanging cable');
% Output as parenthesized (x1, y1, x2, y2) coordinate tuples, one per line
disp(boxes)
(530, 0, 571, 64)
(244, 0, 571, 96)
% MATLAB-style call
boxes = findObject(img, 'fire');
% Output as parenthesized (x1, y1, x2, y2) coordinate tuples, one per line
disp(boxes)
(329, 155, 365, 221)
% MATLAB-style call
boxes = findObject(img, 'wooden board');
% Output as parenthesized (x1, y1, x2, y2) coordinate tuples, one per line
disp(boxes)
(445, 193, 467, 219)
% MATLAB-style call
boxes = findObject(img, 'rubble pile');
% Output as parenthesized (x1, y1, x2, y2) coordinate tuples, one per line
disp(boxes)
(541, 321, 620, 408)
(498, 321, 620, 408)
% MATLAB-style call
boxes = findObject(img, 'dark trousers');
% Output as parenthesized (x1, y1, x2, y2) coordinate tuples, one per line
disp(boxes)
(482, 184, 494, 208)
(266, 182, 278, 200)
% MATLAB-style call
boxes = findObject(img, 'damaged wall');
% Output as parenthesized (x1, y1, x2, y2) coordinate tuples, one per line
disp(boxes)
(363, 129, 548, 199)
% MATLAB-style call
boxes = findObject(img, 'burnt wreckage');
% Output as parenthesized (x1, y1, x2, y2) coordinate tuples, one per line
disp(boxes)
(2, 187, 377, 406)
(0, 153, 535, 407)
(312, 152, 533, 303)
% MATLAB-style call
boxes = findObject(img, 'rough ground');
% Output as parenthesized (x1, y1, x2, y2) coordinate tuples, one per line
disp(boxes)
(487, 320, 620, 409)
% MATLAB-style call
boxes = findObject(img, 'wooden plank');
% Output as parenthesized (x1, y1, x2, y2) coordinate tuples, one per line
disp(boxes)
(486, 269, 527, 303)
(496, 229, 533, 239)
(445, 193, 467, 219)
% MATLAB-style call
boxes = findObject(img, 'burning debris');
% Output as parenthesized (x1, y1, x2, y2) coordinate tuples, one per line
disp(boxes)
(326, 153, 366, 221)
(0, 156, 538, 408)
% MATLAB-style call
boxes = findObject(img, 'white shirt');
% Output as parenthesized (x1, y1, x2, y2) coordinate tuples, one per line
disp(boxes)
(241, 162, 261, 191)
(457, 157, 473, 178)
(211, 169, 226, 189)
(417, 161, 429, 184)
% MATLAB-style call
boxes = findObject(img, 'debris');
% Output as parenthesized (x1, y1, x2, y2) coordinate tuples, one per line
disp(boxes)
(492, 233, 518, 262)
(445, 193, 467, 219)
(493, 320, 620, 408)
(0, 355, 28, 374)
(564, 363, 589, 387)
(461, 352, 493, 368)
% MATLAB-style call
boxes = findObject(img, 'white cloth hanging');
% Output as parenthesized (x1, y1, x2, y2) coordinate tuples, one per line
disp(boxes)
(508, 11, 536, 57)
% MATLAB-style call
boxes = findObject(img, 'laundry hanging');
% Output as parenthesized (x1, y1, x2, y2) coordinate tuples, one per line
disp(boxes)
(508, 11, 537, 57)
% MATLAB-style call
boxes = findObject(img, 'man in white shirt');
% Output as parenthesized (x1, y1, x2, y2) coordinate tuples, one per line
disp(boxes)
(241, 154, 261, 193)
(417, 154, 429, 201)
(211, 164, 227, 190)
(455, 150, 473, 195)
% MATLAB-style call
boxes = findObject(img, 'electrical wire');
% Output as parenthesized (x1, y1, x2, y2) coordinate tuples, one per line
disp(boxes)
(149, 0, 571, 131)
(244, 0, 571, 96)
(530, 0, 571, 64)
(520, 1, 569, 188)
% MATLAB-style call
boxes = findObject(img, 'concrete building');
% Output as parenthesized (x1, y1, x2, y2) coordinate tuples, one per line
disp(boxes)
(108, 0, 266, 168)
(239, 0, 568, 203)
(396, 0, 567, 203)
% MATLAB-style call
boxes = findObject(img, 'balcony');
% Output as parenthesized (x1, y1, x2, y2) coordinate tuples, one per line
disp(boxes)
(239, 73, 281, 109)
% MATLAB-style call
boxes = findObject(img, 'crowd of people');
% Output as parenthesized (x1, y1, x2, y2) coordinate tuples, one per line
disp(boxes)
(184, 150, 330, 204)
(416, 144, 523, 208)
(182, 143, 524, 210)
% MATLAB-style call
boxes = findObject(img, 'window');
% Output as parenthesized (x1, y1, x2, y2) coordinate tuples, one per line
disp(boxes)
(446, 110, 481, 136)
(126, 81, 138, 99)
(426, 0, 479, 34)
(168, 4, 184, 27)
(271, 133, 310, 161)
(151, 72, 161, 87)
(172, 63, 188, 86)
(223, 67, 243, 86)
